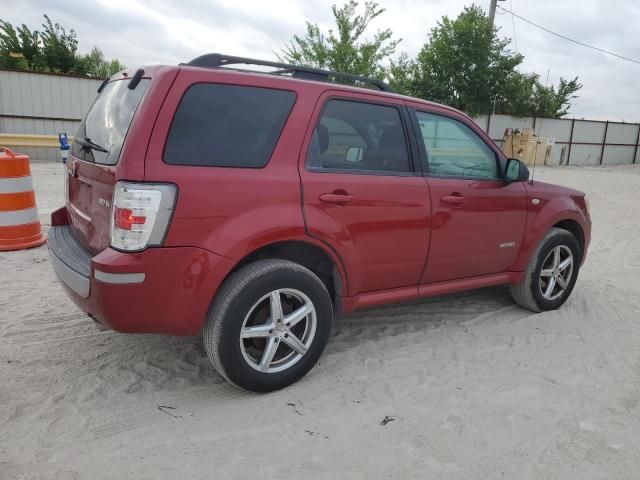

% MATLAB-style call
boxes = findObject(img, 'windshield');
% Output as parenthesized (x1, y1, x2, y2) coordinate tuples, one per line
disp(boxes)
(72, 78, 150, 165)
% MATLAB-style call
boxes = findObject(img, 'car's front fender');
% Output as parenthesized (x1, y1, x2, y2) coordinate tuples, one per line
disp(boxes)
(513, 195, 590, 272)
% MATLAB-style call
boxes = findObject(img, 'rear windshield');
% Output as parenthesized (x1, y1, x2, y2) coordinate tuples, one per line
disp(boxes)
(163, 84, 295, 168)
(72, 78, 150, 165)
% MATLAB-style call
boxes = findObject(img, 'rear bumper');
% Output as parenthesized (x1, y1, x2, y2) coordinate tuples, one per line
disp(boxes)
(48, 225, 91, 298)
(47, 208, 235, 335)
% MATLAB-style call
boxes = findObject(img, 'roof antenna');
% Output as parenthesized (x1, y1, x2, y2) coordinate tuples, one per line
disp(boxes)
(530, 138, 537, 185)
(530, 118, 543, 185)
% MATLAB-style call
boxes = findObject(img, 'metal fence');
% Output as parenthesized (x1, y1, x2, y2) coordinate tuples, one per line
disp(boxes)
(1, 68, 639, 166)
(474, 114, 640, 166)
(0, 69, 101, 161)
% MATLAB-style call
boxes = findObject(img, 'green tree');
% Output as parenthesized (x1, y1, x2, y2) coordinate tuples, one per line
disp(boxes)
(387, 52, 414, 94)
(531, 77, 582, 118)
(391, 5, 581, 118)
(39, 14, 77, 73)
(0, 14, 125, 76)
(0, 21, 38, 69)
(279, 1, 400, 81)
(75, 47, 126, 77)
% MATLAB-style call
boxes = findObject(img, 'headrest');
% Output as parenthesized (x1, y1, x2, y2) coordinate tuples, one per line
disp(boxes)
(316, 124, 329, 153)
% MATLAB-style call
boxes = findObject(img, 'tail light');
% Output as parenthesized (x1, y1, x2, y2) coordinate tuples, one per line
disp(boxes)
(110, 182, 177, 252)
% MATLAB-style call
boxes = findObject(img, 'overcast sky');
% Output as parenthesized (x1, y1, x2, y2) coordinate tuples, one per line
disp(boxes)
(3, 0, 639, 121)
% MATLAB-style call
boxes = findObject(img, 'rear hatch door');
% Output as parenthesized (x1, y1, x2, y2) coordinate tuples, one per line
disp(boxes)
(67, 77, 150, 254)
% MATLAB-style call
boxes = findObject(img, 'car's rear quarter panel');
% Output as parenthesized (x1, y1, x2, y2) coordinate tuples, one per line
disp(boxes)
(143, 68, 321, 262)
(123, 66, 181, 179)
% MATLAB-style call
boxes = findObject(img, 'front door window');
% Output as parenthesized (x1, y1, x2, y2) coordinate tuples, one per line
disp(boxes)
(415, 111, 499, 179)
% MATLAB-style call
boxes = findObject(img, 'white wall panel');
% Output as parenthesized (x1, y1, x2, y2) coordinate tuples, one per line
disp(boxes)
(0, 118, 80, 135)
(0, 70, 98, 159)
(602, 145, 635, 165)
(487, 115, 534, 140)
(472, 115, 489, 132)
(0, 70, 100, 119)
(535, 118, 573, 142)
(569, 144, 602, 165)
(547, 143, 569, 166)
(572, 121, 606, 144)
(606, 123, 639, 145)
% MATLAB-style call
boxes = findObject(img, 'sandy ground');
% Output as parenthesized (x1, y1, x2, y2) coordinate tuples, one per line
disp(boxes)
(1, 163, 640, 479)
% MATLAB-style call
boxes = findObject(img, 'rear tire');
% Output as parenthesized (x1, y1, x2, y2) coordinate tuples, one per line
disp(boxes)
(511, 227, 581, 312)
(203, 259, 333, 392)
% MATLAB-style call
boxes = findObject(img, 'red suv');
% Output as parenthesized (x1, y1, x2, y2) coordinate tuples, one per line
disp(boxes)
(48, 54, 591, 391)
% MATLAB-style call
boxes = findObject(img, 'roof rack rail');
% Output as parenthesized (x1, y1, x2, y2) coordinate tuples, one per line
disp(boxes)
(186, 53, 395, 93)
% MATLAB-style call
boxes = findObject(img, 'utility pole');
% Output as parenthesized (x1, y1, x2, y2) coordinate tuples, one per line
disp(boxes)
(488, 0, 498, 26)
(488, 0, 505, 28)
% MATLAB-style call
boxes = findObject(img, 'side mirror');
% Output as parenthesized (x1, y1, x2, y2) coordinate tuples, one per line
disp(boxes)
(345, 146, 363, 163)
(505, 158, 530, 183)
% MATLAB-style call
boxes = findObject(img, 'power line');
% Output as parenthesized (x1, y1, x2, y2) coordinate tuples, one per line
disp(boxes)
(508, 0, 518, 52)
(497, 5, 640, 65)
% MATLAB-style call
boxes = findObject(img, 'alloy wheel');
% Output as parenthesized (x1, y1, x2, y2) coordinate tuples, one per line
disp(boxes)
(239, 288, 317, 374)
(539, 245, 574, 301)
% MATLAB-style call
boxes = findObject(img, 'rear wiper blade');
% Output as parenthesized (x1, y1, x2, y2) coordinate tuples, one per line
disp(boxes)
(76, 137, 108, 153)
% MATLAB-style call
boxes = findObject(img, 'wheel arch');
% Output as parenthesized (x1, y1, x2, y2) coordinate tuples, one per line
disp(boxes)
(552, 219, 585, 256)
(514, 202, 589, 272)
(226, 239, 347, 314)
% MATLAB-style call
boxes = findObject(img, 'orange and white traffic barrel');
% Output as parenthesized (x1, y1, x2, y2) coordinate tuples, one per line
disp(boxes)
(0, 146, 46, 251)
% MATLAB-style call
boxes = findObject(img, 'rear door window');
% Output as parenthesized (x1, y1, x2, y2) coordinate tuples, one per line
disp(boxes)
(306, 99, 412, 174)
(164, 84, 296, 168)
(72, 79, 150, 165)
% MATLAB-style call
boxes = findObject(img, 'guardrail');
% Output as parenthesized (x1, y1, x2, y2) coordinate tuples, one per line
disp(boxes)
(0, 133, 73, 148)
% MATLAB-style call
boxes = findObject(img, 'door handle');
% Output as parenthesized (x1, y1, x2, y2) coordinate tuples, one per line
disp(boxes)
(319, 192, 354, 205)
(441, 195, 466, 206)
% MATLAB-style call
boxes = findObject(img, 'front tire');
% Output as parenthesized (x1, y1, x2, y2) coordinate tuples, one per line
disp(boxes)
(511, 227, 581, 312)
(203, 259, 333, 392)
